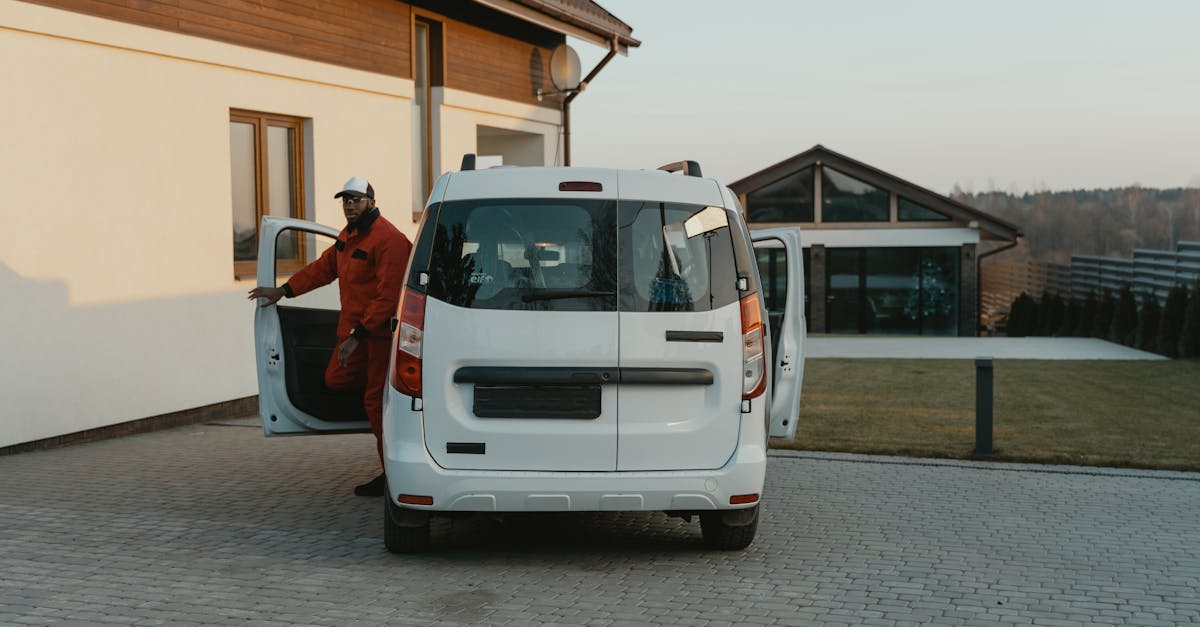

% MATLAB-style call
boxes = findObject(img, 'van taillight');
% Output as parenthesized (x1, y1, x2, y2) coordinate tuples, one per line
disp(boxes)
(740, 293, 766, 400)
(390, 288, 426, 397)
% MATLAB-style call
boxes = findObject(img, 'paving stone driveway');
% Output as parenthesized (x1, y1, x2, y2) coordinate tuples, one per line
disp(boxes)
(1, 418, 1198, 626)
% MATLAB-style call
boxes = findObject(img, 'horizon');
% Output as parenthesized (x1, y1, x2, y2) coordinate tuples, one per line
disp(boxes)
(570, 0, 1200, 196)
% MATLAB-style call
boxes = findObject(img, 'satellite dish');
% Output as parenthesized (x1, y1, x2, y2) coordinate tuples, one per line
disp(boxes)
(549, 43, 582, 91)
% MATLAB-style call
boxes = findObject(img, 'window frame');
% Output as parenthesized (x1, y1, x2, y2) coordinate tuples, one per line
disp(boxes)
(230, 109, 306, 280)
(411, 12, 445, 222)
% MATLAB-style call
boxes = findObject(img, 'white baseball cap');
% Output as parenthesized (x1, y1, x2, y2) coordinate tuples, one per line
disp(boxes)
(334, 176, 374, 199)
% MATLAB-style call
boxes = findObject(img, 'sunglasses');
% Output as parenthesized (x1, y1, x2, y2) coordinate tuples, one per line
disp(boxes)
(341, 195, 367, 204)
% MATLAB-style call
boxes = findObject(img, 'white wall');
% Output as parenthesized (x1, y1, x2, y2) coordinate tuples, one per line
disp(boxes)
(435, 87, 562, 176)
(797, 228, 981, 249)
(0, 4, 416, 447)
(477, 126, 547, 167)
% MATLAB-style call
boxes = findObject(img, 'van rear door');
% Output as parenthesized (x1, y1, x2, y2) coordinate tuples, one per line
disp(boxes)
(615, 175, 742, 471)
(751, 227, 806, 439)
(418, 171, 621, 471)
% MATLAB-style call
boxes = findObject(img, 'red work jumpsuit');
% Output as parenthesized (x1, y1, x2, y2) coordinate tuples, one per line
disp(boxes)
(283, 208, 412, 467)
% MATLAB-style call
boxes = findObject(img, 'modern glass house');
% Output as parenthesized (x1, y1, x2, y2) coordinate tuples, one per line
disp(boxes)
(731, 146, 1021, 336)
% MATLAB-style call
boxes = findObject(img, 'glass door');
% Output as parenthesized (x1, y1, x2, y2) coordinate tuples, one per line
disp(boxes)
(826, 248, 864, 333)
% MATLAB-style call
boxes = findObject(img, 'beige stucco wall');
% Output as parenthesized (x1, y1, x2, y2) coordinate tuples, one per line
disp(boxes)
(436, 87, 562, 174)
(0, 3, 419, 447)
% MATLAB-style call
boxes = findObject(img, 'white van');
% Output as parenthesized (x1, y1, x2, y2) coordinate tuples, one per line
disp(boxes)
(254, 160, 805, 552)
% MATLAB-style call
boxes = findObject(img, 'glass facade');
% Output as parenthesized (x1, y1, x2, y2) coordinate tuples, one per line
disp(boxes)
(898, 196, 950, 221)
(821, 167, 889, 222)
(826, 247, 959, 335)
(741, 159, 974, 336)
(745, 167, 814, 222)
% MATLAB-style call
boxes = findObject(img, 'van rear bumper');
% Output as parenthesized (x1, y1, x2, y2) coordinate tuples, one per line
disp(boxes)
(381, 390, 767, 513)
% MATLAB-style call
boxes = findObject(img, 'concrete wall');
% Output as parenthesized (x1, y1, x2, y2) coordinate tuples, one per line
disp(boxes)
(0, 3, 416, 447)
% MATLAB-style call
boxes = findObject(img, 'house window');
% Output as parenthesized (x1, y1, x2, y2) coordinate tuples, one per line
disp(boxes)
(820, 167, 889, 222)
(230, 110, 306, 279)
(899, 196, 951, 221)
(745, 166, 815, 222)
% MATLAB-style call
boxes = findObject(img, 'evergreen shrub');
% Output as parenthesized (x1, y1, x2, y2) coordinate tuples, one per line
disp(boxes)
(1158, 285, 1189, 358)
(1074, 292, 1097, 337)
(1091, 291, 1115, 339)
(1135, 295, 1162, 352)
(1180, 280, 1200, 358)
(1109, 285, 1138, 346)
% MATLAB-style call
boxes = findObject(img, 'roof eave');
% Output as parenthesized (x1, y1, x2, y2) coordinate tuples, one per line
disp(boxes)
(472, 0, 640, 52)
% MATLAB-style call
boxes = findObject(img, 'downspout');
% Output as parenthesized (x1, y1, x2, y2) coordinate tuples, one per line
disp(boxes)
(976, 236, 1022, 335)
(562, 38, 619, 166)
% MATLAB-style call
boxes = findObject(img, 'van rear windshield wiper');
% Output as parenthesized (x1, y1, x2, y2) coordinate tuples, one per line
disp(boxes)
(520, 289, 615, 303)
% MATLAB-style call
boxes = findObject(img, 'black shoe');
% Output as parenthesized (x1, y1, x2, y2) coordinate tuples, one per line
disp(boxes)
(354, 473, 386, 497)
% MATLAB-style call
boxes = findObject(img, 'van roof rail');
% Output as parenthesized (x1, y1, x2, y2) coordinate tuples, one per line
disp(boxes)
(461, 153, 476, 171)
(657, 160, 702, 177)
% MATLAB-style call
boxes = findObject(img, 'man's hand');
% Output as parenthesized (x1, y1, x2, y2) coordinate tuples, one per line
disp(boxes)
(337, 336, 361, 366)
(248, 286, 286, 307)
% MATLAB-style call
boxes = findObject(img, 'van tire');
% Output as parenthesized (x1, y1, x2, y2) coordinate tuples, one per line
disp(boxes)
(384, 499, 430, 553)
(700, 505, 759, 550)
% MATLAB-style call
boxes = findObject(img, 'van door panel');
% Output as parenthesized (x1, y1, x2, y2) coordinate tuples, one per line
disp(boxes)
(421, 304, 618, 471)
(616, 307, 742, 471)
(254, 217, 371, 435)
(416, 197, 620, 472)
(616, 200, 744, 471)
(751, 227, 806, 440)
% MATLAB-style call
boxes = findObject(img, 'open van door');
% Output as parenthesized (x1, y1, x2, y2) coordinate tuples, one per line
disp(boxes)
(751, 227, 806, 439)
(253, 216, 371, 435)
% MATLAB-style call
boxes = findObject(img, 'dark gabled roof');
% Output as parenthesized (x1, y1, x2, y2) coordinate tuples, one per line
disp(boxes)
(729, 145, 1022, 242)
(479, 0, 640, 50)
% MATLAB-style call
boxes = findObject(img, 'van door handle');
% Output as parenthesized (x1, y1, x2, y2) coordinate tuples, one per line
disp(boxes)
(620, 368, 713, 385)
(665, 330, 723, 342)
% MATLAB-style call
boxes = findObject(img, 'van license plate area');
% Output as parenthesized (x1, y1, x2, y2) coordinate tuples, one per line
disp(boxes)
(473, 385, 601, 419)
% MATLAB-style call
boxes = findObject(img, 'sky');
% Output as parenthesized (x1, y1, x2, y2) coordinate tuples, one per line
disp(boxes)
(567, 0, 1200, 195)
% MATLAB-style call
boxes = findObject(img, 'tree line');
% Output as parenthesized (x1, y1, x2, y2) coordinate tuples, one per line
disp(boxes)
(1005, 282, 1200, 358)
(955, 187, 1200, 262)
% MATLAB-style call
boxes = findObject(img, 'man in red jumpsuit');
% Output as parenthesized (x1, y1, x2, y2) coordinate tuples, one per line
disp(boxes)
(249, 176, 413, 497)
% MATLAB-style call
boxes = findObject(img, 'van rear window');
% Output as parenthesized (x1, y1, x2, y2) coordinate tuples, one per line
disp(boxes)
(618, 201, 739, 313)
(425, 199, 618, 311)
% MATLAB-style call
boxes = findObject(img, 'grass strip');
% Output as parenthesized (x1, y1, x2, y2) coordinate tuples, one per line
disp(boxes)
(775, 358, 1200, 471)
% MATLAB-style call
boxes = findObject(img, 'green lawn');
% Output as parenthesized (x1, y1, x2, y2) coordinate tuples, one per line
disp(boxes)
(777, 358, 1200, 471)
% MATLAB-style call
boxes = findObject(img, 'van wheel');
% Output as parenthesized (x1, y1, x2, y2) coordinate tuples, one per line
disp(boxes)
(384, 499, 430, 553)
(700, 505, 759, 550)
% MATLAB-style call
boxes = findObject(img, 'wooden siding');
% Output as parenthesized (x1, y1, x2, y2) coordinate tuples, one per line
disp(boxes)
(24, 0, 571, 107)
(444, 16, 563, 107)
(21, 0, 411, 78)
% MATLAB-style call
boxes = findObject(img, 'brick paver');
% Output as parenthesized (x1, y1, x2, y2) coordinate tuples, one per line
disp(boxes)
(1, 418, 1198, 625)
